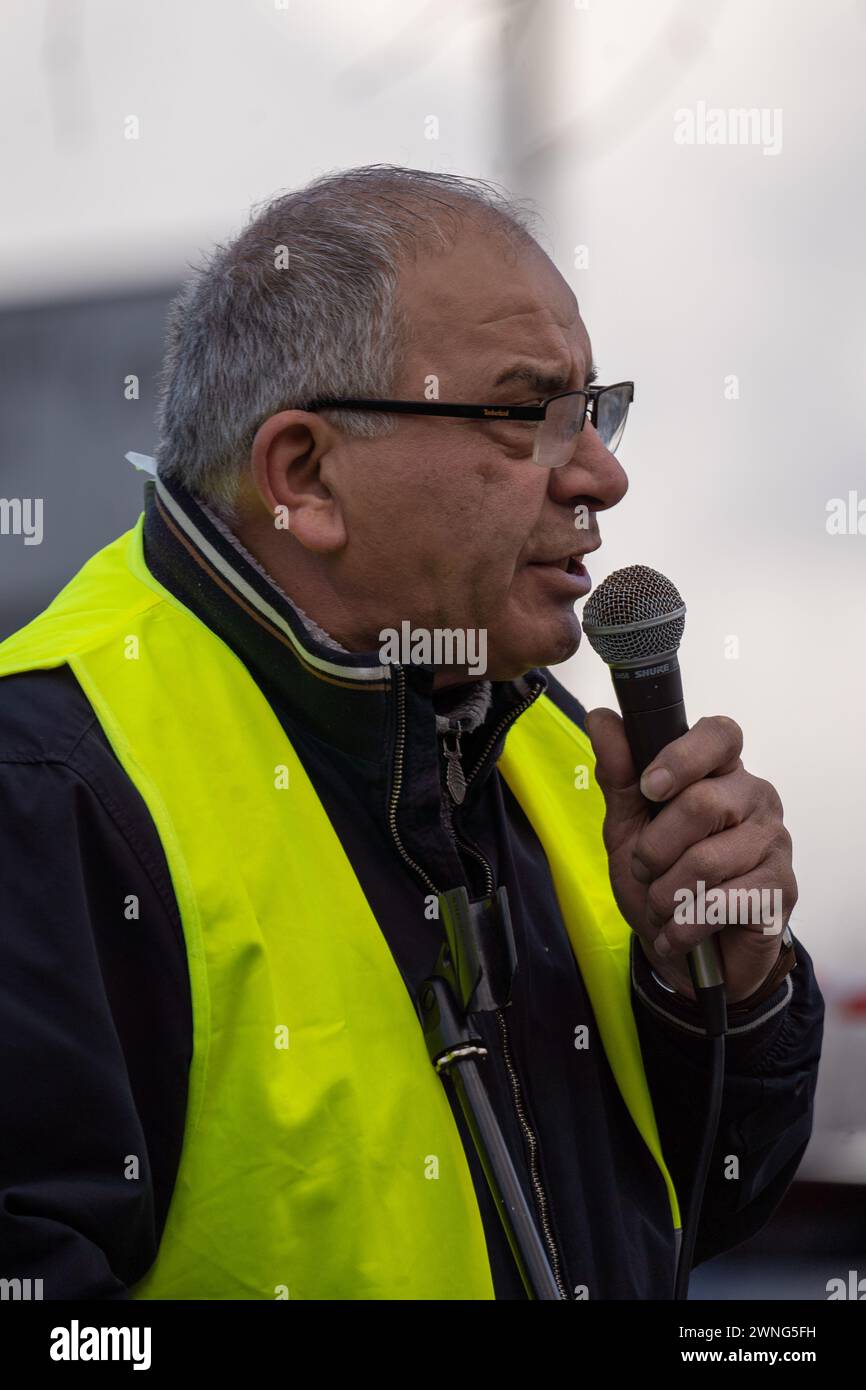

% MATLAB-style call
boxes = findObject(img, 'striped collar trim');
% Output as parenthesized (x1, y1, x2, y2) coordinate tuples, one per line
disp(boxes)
(153, 474, 392, 686)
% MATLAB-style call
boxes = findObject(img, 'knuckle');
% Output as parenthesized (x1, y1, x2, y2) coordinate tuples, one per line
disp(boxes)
(754, 775, 784, 820)
(635, 833, 663, 878)
(681, 779, 725, 827)
(762, 841, 796, 893)
(685, 839, 725, 884)
(704, 713, 743, 754)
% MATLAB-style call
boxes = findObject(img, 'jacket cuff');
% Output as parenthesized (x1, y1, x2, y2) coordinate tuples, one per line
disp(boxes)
(630, 932, 794, 1058)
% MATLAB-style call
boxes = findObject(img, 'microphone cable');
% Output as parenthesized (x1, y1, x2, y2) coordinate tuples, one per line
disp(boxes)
(673, 1024, 726, 1300)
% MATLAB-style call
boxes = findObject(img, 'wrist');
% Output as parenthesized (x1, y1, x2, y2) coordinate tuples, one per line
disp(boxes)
(725, 926, 796, 1013)
(631, 930, 798, 1047)
(644, 927, 796, 1012)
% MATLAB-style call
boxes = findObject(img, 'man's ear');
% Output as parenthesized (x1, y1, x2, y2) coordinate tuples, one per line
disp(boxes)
(249, 410, 346, 554)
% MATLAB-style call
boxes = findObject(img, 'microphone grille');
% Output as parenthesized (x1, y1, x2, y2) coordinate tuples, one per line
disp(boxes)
(581, 564, 686, 666)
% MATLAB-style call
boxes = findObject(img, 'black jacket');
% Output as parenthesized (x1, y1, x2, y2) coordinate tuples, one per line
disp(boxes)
(0, 475, 824, 1299)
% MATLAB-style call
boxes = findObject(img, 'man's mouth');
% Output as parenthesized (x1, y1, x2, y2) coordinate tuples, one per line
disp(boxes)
(525, 551, 595, 594)
(536, 555, 584, 574)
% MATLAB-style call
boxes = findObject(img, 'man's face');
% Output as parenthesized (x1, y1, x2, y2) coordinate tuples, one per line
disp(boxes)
(319, 227, 629, 683)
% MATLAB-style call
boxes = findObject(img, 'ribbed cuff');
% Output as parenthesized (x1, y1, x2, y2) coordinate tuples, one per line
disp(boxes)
(630, 932, 794, 1056)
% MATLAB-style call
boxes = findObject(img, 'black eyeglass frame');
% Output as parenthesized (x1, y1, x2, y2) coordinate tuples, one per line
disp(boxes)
(306, 381, 635, 432)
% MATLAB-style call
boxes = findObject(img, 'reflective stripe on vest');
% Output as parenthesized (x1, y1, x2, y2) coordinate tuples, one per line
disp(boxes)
(0, 515, 680, 1299)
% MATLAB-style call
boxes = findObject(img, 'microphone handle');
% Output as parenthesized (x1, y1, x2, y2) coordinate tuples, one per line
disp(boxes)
(611, 659, 726, 1013)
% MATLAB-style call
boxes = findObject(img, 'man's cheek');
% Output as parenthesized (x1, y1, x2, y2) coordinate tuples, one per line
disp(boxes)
(471, 553, 525, 620)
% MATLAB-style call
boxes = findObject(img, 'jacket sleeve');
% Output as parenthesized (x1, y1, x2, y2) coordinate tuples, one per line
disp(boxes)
(631, 930, 824, 1267)
(0, 749, 186, 1298)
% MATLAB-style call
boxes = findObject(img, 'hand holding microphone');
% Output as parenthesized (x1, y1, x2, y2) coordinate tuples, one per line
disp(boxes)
(580, 565, 796, 1030)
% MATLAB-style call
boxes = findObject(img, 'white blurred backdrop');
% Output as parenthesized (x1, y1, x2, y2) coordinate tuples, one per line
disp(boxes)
(1, 0, 864, 1224)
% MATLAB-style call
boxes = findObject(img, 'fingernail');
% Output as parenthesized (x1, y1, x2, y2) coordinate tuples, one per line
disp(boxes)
(654, 933, 671, 956)
(641, 768, 673, 800)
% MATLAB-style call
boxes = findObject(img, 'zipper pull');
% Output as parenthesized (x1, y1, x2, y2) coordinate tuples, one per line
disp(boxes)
(443, 726, 467, 805)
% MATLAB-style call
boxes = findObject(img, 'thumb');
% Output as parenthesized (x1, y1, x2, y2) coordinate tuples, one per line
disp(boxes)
(584, 707, 647, 838)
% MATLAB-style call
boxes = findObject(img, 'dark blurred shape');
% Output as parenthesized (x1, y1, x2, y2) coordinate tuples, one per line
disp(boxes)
(0, 286, 176, 639)
(691, 1182, 866, 1300)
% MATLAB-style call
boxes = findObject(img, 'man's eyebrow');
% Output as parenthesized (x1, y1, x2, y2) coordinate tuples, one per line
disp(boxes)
(492, 361, 599, 394)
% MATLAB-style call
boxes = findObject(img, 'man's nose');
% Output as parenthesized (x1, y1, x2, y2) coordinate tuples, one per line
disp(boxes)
(546, 424, 629, 513)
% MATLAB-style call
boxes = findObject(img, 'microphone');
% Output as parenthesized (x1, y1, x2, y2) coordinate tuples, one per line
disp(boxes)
(581, 564, 726, 1034)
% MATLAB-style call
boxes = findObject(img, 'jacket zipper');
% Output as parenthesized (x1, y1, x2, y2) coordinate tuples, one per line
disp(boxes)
(462, 679, 544, 794)
(386, 669, 440, 897)
(388, 668, 569, 1300)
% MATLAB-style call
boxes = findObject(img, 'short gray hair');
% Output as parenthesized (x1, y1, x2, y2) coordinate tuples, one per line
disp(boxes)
(155, 165, 540, 518)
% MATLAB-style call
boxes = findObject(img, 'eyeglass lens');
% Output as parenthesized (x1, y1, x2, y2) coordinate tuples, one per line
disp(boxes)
(534, 386, 631, 466)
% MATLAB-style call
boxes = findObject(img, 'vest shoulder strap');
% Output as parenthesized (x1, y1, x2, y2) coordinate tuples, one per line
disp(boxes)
(0, 518, 155, 677)
(500, 697, 681, 1229)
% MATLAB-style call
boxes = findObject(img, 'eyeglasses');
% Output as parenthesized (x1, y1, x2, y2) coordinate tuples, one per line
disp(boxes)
(306, 382, 634, 469)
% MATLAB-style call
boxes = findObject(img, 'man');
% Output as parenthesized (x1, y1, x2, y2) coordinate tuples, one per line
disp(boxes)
(0, 165, 822, 1300)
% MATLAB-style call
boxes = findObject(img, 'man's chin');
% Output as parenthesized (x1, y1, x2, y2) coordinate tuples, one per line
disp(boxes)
(485, 613, 583, 682)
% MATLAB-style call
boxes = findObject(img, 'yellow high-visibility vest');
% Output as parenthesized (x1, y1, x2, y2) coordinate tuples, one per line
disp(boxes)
(0, 514, 679, 1299)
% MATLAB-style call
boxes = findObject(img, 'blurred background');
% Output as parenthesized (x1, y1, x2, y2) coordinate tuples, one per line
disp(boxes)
(1, 0, 864, 1298)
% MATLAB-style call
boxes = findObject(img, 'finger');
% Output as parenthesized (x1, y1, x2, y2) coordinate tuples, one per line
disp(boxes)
(642, 820, 779, 933)
(650, 849, 796, 957)
(584, 707, 647, 838)
(631, 768, 762, 884)
(639, 714, 744, 803)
